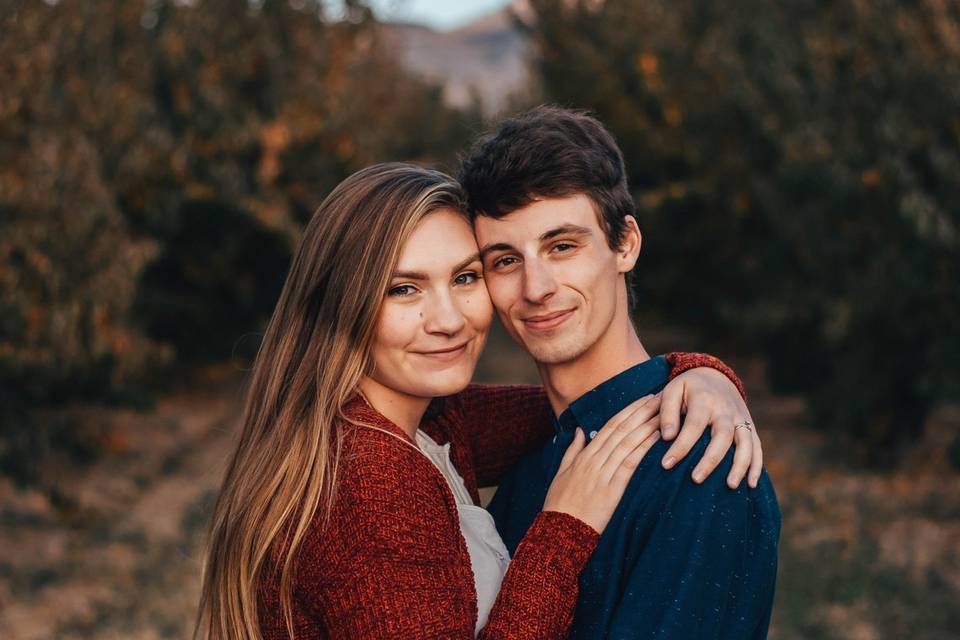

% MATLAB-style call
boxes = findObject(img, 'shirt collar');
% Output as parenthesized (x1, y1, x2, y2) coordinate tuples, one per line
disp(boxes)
(555, 355, 670, 435)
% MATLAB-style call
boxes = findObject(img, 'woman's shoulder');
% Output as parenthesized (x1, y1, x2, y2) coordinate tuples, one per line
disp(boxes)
(331, 401, 450, 510)
(299, 413, 461, 563)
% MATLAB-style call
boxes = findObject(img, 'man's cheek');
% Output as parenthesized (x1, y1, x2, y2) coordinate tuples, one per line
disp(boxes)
(485, 277, 513, 312)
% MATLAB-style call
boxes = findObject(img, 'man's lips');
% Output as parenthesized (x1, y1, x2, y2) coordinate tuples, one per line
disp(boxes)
(413, 340, 471, 361)
(521, 308, 575, 332)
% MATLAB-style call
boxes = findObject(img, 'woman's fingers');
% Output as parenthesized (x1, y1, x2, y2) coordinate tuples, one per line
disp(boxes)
(661, 404, 710, 470)
(588, 397, 660, 462)
(725, 422, 753, 489)
(558, 427, 586, 474)
(596, 415, 660, 482)
(658, 380, 684, 441)
(748, 431, 764, 489)
(590, 393, 660, 450)
(611, 430, 661, 486)
(690, 416, 735, 484)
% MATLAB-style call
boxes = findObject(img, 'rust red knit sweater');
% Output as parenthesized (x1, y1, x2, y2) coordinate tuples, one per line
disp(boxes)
(257, 353, 744, 639)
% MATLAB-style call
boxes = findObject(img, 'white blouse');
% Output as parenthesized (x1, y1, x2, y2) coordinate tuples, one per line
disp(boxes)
(414, 429, 511, 635)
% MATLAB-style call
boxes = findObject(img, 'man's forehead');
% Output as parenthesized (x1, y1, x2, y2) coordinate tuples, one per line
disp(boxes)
(472, 194, 600, 241)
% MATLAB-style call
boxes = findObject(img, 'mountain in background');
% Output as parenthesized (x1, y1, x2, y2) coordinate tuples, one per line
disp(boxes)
(382, 1, 532, 115)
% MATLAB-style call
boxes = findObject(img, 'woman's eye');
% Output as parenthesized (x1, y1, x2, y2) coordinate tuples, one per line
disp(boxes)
(388, 285, 417, 297)
(454, 272, 479, 286)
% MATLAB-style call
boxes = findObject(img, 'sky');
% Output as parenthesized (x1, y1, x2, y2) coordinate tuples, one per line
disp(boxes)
(362, 0, 513, 30)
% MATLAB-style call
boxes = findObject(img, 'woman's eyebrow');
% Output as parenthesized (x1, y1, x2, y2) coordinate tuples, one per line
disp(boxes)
(392, 253, 481, 281)
(450, 253, 481, 275)
(391, 270, 428, 281)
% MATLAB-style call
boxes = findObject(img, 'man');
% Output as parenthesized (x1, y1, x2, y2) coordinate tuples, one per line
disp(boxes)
(459, 106, 780, 639)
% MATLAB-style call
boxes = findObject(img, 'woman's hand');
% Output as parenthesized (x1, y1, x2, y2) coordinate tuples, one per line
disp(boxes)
(543, 394, 662, 534)
(659, 367, 762, 489)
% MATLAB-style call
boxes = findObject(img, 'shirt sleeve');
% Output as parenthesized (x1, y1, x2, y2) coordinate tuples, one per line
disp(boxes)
(303, 439, 601, 640)
(604, 436, 780, 639)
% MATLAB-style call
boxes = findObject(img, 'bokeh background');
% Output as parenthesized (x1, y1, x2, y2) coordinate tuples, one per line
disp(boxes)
(2, 0, 959, 638)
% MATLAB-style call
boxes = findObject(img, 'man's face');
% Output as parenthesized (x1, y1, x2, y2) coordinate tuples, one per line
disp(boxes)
(474, 194, 639, 365)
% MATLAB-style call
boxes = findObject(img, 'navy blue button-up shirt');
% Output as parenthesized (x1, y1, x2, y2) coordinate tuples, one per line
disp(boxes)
(488, 355, 781, 639)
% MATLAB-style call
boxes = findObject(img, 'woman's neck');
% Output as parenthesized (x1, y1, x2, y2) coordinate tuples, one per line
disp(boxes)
(358, 376, 431, 439)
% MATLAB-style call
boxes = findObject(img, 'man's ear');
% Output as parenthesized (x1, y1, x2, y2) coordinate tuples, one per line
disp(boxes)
(616, 215, 642, 274)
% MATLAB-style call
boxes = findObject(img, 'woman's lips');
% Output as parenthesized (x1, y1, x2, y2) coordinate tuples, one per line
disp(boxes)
(522, 308, 575, 332)
(414, 341, 470, 362)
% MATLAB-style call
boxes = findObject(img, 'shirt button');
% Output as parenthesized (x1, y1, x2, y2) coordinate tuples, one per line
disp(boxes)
(588, 430, 598, 440)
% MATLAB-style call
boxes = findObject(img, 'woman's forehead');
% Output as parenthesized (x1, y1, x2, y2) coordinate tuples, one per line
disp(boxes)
(394, 209, 480, 275)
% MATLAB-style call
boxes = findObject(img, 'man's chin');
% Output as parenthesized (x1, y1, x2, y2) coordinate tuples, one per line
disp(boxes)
(521, 336, 589, 366)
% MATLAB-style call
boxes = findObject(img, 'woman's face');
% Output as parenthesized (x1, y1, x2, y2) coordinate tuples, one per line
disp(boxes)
(367, 208, 493, 399)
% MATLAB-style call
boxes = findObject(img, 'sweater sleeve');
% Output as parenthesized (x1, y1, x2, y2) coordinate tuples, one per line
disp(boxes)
(665, 352, 747, 401)
(302, 440, 600, 640)
(449, 384, 555, 488)
(450, 353, 745, 488)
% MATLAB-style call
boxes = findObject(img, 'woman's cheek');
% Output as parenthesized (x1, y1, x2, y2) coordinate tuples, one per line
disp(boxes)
(464, 287, 494, 330)
(374, 301, 421, 351)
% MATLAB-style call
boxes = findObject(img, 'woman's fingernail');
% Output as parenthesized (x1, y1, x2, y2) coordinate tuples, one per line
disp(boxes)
(662, 455, 676, 469)
(693, 469, 705, 483)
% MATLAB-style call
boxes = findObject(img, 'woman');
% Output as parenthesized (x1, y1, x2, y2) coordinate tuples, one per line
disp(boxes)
(194, 164, 757, 639)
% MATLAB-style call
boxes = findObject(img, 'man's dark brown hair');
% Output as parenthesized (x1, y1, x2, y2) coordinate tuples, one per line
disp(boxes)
(458, 105, 635, 252)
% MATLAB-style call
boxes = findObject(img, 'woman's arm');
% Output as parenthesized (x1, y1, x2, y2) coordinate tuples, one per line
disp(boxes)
(449, 352, 747, 488)
(447, 383, 554, 488)
(303, 436, 599, 639)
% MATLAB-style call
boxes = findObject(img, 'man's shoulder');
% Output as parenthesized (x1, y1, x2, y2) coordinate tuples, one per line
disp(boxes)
(632, 430, 779, 523)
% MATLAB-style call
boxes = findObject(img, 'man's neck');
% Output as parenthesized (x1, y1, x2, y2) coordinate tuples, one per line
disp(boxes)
(537, 317, 651, 417)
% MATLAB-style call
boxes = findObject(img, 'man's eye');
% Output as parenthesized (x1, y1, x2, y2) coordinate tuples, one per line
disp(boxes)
(454, 272, 479, 285)
(388, 285, 417, 297)
(493, 256, 519, 268)
(552, 243, 575, 252)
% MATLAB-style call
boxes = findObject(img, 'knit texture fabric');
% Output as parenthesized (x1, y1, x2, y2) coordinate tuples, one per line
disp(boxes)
(257, 352, 744, 639)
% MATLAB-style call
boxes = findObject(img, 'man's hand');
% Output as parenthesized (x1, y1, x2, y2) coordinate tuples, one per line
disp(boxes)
(659, 367, 763, 489)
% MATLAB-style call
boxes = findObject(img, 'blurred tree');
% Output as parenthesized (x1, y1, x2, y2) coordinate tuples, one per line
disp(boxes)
(0, 0, 479, 482)
(524, 0, 960, 465)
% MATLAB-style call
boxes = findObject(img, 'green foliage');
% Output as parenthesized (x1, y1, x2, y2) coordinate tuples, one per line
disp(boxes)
(133, 199, 291, 363)
(526, 0, 960, 465)
(0, 0, 478, 482)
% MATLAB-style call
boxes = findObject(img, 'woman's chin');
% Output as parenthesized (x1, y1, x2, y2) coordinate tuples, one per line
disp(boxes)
(412, 367, 474, 398)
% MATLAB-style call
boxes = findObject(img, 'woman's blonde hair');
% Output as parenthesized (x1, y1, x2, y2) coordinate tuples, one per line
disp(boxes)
(194, 163, 467, 639)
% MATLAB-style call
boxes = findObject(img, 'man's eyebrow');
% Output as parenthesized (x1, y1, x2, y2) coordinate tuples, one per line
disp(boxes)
(478, 242, 516, 260)
(540, 224, 592, 242)
(392, 253, 481, 281)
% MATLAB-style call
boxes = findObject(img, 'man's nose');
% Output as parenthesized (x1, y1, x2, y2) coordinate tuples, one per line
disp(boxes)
(522, 258, 558, 304)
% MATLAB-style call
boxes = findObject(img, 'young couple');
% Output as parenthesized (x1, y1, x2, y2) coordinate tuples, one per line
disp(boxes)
(196, 106, 780, 639)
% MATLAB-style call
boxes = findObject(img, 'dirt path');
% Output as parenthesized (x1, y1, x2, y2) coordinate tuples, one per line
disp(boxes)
(0, 367, 243, 639)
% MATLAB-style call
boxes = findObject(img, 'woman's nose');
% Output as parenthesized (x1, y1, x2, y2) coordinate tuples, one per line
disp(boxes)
(423, 290, 467, 336)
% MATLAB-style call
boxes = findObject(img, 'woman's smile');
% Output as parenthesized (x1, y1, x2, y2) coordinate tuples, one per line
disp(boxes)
(413, 339, 472, 361)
